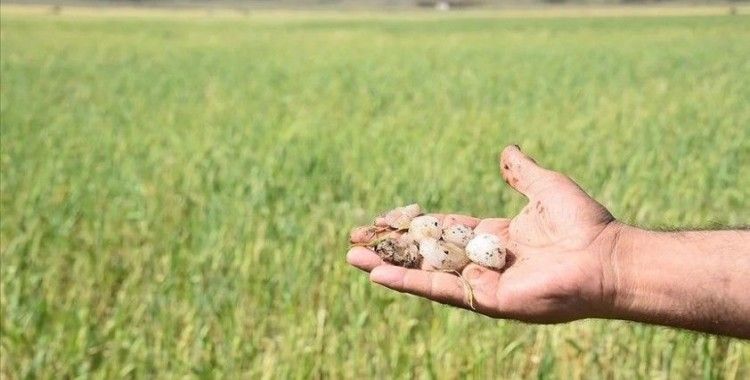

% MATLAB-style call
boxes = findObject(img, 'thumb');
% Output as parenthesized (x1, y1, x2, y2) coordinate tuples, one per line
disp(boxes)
(498, 145, 567, 199)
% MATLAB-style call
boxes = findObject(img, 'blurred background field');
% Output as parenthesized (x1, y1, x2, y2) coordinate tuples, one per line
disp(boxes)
(1, 4, 749, 379)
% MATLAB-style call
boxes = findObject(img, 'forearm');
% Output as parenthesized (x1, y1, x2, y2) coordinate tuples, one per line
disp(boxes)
(606, 224, 750, 338)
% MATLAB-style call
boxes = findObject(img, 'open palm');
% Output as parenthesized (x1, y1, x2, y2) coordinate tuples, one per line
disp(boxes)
(348, 145, 622, 323)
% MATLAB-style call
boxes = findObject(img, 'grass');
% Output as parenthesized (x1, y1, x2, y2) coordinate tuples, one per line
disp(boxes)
(1, 5, 749, 379)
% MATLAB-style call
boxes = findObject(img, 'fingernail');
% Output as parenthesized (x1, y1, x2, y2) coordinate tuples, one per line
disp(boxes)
(512, 144, 521, 150)
(350, 226, 376, 243)
(346, 249, 361, 265)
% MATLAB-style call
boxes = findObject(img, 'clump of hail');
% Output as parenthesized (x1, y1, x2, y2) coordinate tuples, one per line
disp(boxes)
(351, 204, 506, 271)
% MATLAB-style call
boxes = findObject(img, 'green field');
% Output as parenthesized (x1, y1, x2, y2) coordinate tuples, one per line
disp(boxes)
(1, 6, 749, 378)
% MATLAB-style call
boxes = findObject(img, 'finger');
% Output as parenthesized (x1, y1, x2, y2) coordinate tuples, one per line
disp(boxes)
(347, 247, 384, 272)
(370, 264, 503, 314)
(474, 218, 520, 264)
(376, 212, 480, 229)
(349, 226, 395, 244)
(370, 265, 470, 308)
(474, 218, 510, 238)
(353, 213, 480, 246)
(461, 263, 503, 302)
(461, 264, 513, 318)
(438, 214, 481, 229)
(499, 145, 562, 199)
(350, 226, 378, 244)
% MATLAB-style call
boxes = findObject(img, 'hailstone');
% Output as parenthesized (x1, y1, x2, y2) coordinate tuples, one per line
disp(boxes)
(465, 233, 506, 269)
(374, 238, 422, 269)
(442, 224, 474, 247)
(419, 238, 471, 271)
(409, 215, 442, 241)
(384, 203, 423, 229)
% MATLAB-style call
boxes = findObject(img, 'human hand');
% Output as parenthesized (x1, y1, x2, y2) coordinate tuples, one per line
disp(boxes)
(347, 145, 623, 323)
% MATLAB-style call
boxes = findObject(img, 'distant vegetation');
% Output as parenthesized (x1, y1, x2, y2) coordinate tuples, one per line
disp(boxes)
(2, 6, 749, 379)
(5, 0, 750, 9)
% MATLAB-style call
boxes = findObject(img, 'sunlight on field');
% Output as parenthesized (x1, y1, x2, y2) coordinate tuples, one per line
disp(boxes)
(1, 5, 749, 378)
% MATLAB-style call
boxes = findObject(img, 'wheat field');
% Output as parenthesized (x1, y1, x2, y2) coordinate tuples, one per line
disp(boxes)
(1, 5, 749, 378)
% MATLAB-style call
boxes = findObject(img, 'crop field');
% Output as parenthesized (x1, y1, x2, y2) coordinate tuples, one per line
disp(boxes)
(1, 5, 749, 379)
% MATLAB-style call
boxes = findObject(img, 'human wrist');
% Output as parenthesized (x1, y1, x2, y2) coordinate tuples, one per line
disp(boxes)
(595, 222, 642, 319)
(602, 225, 701, 326)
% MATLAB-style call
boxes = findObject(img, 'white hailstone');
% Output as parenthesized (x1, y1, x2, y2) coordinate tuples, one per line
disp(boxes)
(398, 232, 416, 246)
(408, 215, 442, 241)
(465, 233, 506, 270)
(442, 224, 474, 248)
(384, 203, 423, 230)
(398, 233, 419, 259)
(419, 238, 471, 271)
